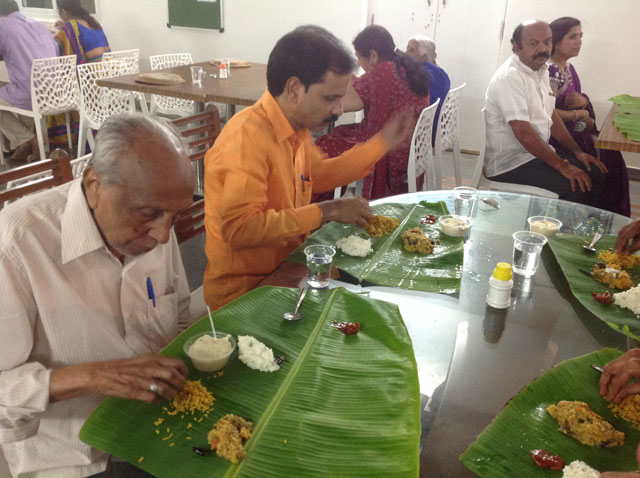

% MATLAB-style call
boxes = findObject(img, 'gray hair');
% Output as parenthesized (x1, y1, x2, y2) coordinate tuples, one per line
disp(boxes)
(88, 112, 187, 184)
(411, 34, 437, 63)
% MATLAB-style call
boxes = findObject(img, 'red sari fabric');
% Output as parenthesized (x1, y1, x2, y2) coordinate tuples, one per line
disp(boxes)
(315, 61, 429, 200)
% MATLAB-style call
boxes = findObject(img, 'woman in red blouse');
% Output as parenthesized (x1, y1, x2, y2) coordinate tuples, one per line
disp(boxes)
(315, 25, 430, 200)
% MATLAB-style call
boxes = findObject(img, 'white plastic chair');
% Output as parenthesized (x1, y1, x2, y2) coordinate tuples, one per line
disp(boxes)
(76, 60, 132, 157)
(102, 49, 149, 115)
(434, 83, 466, 188)
(0, 55, 79, 165)
(407, 98, 441, 192)
(149, 53, 194, 116)
(470, 114, 559, 198)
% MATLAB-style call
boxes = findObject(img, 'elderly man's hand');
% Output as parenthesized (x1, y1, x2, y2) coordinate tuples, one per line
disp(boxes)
(50, 354, 188, 404)
(380, 111, 415, 150)
(318, 196, 373, 228)
(559, 161, 591, 192)
(600, 348, 640, 403)
(616, 221, 640, 255)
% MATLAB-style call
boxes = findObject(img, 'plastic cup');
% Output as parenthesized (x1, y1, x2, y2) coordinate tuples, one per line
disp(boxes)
(453, 187, 478, 219)
(512, 231, 547, 278)
(304, 245, 336, 289)
(527, 216, 562, 237)
(183, 331, 235, 372)
(190, 65, 203, 85)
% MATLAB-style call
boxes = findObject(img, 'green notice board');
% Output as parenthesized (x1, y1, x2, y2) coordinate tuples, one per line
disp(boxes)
(168, 0, 223, 31)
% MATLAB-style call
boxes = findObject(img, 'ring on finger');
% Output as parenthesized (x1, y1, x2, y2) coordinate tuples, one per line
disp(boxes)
(149, 382, 159, 395)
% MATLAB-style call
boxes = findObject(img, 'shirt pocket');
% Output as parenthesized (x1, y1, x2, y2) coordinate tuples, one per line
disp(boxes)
(145, 292, 178, 350)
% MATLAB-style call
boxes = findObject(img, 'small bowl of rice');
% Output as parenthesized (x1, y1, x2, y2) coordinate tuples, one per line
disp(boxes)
(184, 331, 236, 372)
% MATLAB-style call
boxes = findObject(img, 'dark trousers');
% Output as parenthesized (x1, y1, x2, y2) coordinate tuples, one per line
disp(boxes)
(488, 148, 604, 206)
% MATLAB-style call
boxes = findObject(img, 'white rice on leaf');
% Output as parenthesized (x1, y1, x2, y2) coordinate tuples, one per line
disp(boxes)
(237, 336, 280, 372)
(614, 284, 640, 316)
(562, 460, 600, 478)
(336, 235, 373, 257)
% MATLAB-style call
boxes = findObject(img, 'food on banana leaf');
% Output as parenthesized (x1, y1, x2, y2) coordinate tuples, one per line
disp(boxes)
(336, 234, 373, 257)
(332, 320, 360, 335)
(168, 380, 215, 415)
(365, 215, 399, 238)
(420, 214, 437, 225)
(591, 263, 634, 290)
(562, 460, 600, 478)
(591, 291, 613, 304)
(238, 335, 280, 372)
(207, 414, 253, 464)
(614, 284, 640, 317)
(401, 227, 435, 254)
(547, 400, 624, 448)
(530, 449, 565, 470)
(609, 394, 640, 430)
(598, 249, 640, 270)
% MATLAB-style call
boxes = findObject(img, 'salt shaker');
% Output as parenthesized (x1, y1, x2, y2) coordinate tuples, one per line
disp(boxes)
(486, 262, 513, 309)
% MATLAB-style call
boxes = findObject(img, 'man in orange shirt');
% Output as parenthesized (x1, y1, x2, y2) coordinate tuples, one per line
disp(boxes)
(204, 25, 413, 310)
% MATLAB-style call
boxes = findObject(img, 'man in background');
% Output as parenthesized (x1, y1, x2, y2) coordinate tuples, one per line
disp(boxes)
(406, 34, 450, 142)
(0, 0, 57, 161)
(203, 25, 413, 310)
(483, 19, 606, 204)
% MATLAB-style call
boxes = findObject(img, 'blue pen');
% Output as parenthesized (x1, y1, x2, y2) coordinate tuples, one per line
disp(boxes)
(146, 277, 156, 308)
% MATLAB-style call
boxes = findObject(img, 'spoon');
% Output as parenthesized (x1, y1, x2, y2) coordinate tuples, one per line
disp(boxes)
(284, 287, 308, 321)
(482, 197, 500, 209)
(583, 231, 603, 253)
(590, 363, 604, 374)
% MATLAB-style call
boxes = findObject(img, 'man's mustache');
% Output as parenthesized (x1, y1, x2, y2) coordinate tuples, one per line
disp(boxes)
(322, 114, 339, 124)
(534, 52, 549, 59)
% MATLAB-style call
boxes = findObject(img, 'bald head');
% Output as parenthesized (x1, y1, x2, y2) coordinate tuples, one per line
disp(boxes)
(511, 20, 552, 71)
(83, 113, 195, 259)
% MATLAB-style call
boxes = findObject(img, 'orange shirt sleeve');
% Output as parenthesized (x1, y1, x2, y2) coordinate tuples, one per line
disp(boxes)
(310, 133, 390, 193)
(206, 122, 322, 251)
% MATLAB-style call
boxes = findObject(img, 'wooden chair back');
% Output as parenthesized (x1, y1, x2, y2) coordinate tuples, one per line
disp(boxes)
(0, 149, 73, 205)
(171, 106, 221, 243)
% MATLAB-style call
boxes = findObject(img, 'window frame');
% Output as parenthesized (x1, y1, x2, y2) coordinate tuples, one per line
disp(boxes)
(19, 0, 101, 23)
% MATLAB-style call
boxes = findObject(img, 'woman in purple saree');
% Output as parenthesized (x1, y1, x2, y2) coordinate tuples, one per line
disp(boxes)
(549, 16, 630, 217)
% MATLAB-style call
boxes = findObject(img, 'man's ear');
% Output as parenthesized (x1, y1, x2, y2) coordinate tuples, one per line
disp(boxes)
(285, 76, 304, 104)
(82, 167, 101, 209)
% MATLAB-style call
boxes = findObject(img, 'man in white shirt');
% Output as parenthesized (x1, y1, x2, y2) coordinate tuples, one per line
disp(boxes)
(0, 113, 196, 478)
(484, 19, 606, 204)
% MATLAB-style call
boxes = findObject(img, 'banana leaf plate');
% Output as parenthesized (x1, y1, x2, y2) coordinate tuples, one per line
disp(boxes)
(79, 286, 420, 477)
(286, 201, 464, 293)
(547, 233, 640, 340)
(460, 348, 640, 476)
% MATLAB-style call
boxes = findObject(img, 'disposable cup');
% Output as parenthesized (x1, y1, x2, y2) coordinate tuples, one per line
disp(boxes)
(453, 186, 478, 219)
(304, 245, 336, 289)
(512, 231, 547, 278)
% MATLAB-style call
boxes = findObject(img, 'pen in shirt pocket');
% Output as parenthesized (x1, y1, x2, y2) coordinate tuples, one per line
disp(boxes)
(146, 276, 156, 308)
(301, 174, 311, 192)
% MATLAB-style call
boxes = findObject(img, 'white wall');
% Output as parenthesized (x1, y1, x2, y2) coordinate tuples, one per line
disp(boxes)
(101, 0, 364, 71)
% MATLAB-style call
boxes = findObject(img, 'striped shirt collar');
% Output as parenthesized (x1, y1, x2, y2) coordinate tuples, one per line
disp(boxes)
(60, 179, 108, 264)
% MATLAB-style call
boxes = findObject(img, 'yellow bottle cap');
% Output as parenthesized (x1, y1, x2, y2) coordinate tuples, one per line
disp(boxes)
(493, 262, 513, 281)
